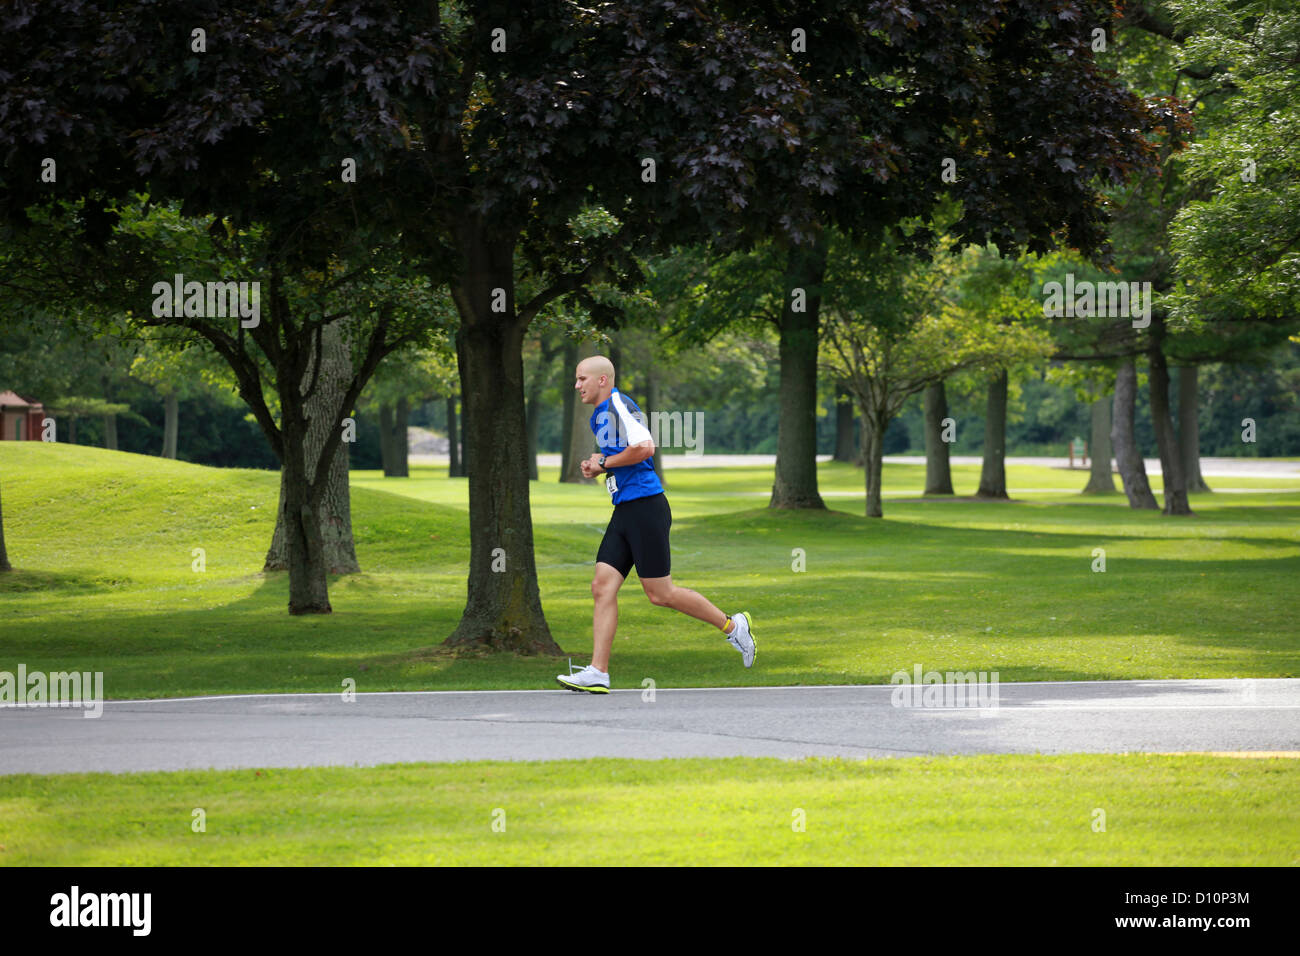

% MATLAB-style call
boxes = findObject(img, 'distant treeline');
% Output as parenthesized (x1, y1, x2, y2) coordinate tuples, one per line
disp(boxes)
(76, 341, 1296, 467)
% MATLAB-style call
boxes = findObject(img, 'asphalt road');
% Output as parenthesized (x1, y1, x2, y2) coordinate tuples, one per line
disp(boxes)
(1, 679, 1296, 774)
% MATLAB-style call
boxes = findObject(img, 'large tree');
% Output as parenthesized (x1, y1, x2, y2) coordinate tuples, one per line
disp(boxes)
(1111, 358, 1158, 508)
(371, 2, 816, 651)
(953, 248, 1049, 500)
(1, 2, 453, 613)
(737, 0, 1173, 509)
(1046, 0, 1300, 515)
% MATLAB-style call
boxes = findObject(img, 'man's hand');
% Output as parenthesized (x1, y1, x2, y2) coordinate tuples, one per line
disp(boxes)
(581, 453, 605, 479)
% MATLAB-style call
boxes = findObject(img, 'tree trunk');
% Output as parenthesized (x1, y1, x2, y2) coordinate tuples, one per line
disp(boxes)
(833, 382, 856, 463)
(68, 416, 78, 445)
(267, 304, 336, 614)
(1148, 316, 1193, 516)
(380, 398, 410, 477)
(610, 342, 623, 388)
(1111, 359, 1158, 509)
(526, 334, 563, 482)
(265, 319, 361, 576)
(525, 373, 543, 482)
(646, 367, 664, 484)
(280, 415, 332, 613)
(379, 402, 394, 473)
(1082, 396, 1116, 493)
(443, 223, 559, 654)
(1178, 365, 1210, 493)
(562, 340, 598, 483)
(863, 409, 886, 518)
(447, 394, 464, 478)
(975, 369, 1008, 499)
(397, 396, 410, 476)
(162, 392, 179, 459)
(0, 476, 11, 571)
(559, 340, 577, 481)
(923, 381, 954, 495)
(769, 234, 828, 510)
(103, 413, 118, 451)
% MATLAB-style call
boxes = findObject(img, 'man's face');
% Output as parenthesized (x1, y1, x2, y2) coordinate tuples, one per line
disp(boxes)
(575, 365, 603, 405)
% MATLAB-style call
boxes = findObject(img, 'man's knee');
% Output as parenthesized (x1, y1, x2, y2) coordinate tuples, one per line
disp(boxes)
(592, 575, 620, 601)
(644, 585, 675, 608)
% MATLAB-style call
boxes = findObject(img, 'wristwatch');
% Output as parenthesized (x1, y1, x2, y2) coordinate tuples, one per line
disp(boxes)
(597, 454, 607, 470)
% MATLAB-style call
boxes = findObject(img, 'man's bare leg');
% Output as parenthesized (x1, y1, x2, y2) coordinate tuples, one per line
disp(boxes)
(639, 575, 731, 630)
(591, 562, 625, 673)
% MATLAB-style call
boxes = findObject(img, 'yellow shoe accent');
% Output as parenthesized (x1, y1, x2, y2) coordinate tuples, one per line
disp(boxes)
(556, 676, 610, 694)
(741, 611, 755, 667)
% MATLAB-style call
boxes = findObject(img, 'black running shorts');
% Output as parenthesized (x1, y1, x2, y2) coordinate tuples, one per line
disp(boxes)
(596, 492, 672, 579)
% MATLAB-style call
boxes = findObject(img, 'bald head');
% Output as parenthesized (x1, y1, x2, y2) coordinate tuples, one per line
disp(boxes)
(575, 354, 616, 406)
(579, 354, 614, 382)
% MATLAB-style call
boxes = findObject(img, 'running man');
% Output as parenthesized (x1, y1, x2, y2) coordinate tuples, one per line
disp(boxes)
(557, 354, 755, 693)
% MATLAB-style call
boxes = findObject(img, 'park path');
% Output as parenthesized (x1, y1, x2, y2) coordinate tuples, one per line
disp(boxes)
(1, 679, 1296, 774)
(410, 451, 1300, 477)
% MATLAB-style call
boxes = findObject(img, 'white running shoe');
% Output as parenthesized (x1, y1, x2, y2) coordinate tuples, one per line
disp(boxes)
(556, 661, 610, 694)
(725, 611, 756, 668)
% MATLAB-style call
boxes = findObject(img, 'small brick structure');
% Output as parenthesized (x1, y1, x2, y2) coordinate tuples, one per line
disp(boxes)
(0, 390, 46, 441)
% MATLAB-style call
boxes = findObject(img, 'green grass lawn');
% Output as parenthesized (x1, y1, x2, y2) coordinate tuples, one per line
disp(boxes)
(1, 754, 1294, 866)
(2, 441, 1298, 698)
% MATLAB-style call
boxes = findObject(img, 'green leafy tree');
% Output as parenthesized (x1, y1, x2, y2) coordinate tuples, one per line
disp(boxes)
(658, 0, 1175, 510)
(822, 231, 1054, 517)
(1160, 0, 1300, 481)
(128, 332, 234, 459)
(1, 193, 442, 610)
(1053, 1, 1300, 513)
(1165, 0, 1300, 324)
(363, 340, 458, 479)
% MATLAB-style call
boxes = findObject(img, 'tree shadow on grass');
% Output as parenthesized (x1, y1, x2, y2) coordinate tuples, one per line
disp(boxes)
(0, 567, 134, 594)
(690, 506, 1300, 552)
(1, 570, 464, 662)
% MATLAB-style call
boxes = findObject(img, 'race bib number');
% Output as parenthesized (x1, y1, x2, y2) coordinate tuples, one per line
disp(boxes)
(605, 472, 618, 497)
